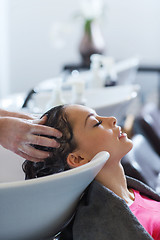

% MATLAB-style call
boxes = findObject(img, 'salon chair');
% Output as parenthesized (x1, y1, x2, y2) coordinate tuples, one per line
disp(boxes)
(122, 134, 160, 192)
(135, 104, 160, 156)
(0, 151, 109, 240)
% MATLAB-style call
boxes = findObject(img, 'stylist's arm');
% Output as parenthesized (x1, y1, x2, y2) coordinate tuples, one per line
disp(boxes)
(0, 109, 62, 162)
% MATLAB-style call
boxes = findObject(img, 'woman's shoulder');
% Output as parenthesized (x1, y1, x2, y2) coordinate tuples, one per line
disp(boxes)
(77, 180, 126, 212)
(78, 177, 160, 216)
(126, 176, 160, 202)
(72, 179, 154, 240)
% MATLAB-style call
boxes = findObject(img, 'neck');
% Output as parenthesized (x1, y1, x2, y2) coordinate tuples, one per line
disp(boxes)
(95, 160, 134, 205)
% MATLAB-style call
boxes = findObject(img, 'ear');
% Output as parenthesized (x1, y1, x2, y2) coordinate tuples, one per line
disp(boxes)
(67, 152, 89, 168)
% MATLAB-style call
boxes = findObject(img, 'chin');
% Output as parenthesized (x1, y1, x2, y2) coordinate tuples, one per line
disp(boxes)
(128, 138, 133, 148)
(116, 141, 134, 161)
(125, 139, 133, 155)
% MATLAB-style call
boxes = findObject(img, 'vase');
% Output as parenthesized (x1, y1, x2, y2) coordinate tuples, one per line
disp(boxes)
(79, 20, 105, 67)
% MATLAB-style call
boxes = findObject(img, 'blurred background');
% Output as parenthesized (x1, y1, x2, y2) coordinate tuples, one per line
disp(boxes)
(0, 0, 160, 99)
(0, 2, 160, 238)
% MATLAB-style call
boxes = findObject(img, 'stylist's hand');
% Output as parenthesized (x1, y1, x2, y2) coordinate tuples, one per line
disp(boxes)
(0, 115, 62, 162)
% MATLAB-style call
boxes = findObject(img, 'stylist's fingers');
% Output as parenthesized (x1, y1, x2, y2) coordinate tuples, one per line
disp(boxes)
(31, 117, 62, 138)
(18, 144, 50, 161)
(33, 115, 47, 125)
(17, 150, 45, 162)
(28, 134, 60, 148)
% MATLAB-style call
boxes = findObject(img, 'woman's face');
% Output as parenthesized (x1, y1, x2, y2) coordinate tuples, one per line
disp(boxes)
(65, 105, 133, 164)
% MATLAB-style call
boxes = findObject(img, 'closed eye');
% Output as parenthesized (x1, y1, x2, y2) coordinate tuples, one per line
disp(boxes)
(93, 120, 102, 127)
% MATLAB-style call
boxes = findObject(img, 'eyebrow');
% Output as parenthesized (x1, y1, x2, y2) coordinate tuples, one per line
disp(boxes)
(84, 113, 95, 127)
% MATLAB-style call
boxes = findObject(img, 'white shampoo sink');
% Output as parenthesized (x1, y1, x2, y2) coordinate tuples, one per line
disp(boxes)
(0, 150, 109, 240)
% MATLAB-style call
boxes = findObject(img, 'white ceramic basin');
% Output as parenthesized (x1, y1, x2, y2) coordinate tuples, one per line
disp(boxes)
(0, 84, 140, 124)
(86, 84, 140, 122)
(0, 146, 24, 183)
(0, 151, 109, 240)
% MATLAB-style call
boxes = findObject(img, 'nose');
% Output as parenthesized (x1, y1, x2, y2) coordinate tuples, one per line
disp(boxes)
(104, 116, 117, 127)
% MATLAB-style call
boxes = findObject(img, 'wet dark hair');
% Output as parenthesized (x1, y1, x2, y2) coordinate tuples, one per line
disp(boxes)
(22, 105, 78, 179)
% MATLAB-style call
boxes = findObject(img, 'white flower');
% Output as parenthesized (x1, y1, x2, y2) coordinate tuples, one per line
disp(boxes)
(80, 0, 105, 20)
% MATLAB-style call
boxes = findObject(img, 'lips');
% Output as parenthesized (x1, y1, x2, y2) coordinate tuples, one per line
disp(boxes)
(118, 127, 127, 139)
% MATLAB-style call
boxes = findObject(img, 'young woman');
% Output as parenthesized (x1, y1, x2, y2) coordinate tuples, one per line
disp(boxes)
(23, 104, 160, 240)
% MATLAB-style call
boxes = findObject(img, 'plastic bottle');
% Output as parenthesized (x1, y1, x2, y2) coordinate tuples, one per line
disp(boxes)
(90, 54, 104, 88)
(71, 70, 86, 105)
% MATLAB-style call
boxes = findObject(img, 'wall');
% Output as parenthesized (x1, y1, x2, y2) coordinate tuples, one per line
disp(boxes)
(104, 0, 160, 62)
(0, 0, 10, 98)
(9, 0, 81, 94)
(0, 0, 160, 96)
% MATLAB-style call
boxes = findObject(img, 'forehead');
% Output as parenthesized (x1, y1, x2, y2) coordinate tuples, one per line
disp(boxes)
(65, 104, 95, 124)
